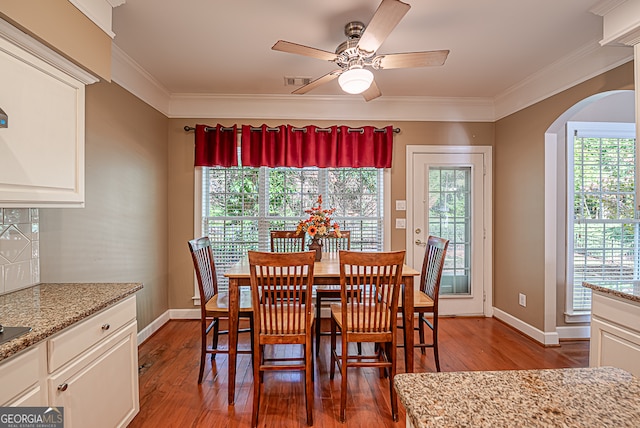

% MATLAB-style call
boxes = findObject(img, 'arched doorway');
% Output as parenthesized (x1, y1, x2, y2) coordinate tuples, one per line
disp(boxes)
(544, 90, 635, 343)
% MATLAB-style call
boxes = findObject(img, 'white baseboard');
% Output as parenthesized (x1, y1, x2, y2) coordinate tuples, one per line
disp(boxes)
(492, 307, 559, 346)
(137, 310, 170, 345)
(136, 309, 199, 345)
(169, 308, 200, 319)
(557, 325, 591, 340)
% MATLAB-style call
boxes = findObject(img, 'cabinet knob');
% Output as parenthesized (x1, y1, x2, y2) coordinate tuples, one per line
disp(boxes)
(101, 323, 110, 331)
(58, 383, 68, 392)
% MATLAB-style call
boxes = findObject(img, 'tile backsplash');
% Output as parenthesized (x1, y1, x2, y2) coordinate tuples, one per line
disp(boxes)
(0, 208, 39, 294)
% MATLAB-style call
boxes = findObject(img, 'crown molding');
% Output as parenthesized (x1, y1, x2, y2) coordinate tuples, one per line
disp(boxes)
(68, 0, 122, 39)
(111, 44, 171, 115)
(168, 93, 495, 122)
(0, 18, 98, 85)
(111, 36, 633, 122)
(589, 0, 628, 16)
(494, 39, 633, 120)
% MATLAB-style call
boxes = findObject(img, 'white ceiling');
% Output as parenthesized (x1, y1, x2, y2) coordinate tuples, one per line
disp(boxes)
(110, 0, 633, 119)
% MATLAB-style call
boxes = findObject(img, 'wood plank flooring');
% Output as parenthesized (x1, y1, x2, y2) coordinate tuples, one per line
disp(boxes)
(128, 317, 588, 427)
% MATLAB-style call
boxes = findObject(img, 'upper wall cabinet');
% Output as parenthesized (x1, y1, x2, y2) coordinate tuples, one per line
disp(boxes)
(0, 20, 98, 208)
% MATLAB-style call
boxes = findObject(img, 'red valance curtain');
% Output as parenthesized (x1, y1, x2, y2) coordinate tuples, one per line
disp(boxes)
(194, 124, 238, 167)
(241, 124, 394, 168)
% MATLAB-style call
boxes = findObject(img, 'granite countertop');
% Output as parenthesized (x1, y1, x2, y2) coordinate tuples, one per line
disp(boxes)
(0, 282, 142, 362)
(582, 281, 640, 304)
(395, 367, 640, 427)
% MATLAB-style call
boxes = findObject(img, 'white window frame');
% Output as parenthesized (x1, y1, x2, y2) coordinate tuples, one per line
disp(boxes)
(565, 121, 636, 322)
(192, 166, 391, 304)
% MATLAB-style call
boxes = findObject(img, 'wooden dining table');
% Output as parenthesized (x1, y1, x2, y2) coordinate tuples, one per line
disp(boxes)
(223, 251, 420, 405)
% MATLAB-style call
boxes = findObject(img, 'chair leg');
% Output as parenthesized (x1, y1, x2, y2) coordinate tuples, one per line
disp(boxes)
(418, 312, 426, 355)
(305, 336, 314, 426)
(249, 315, 255, 372)
(251, 340, 262, 427)
(198, 320, 209, 384)
(388, 341, 398, 422)
(315, 294, 322, 356)
(433, 316, 441, 372)
(339, 333, 348, 423)
(330, 318, 337, 380)
(212, 317, 220, 360)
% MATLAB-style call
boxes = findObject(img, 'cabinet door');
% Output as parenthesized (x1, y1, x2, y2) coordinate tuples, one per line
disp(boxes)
(0, 32, 86, 207)
(0, 345, 47, 406)
(590, 317, 640, 377)
(48, 322, 139, 428)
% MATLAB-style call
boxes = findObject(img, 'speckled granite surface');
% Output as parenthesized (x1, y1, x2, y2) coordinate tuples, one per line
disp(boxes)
(0, 283, 142, 362)
(582, 281, 640, 304)
(395, 367, 640, 427)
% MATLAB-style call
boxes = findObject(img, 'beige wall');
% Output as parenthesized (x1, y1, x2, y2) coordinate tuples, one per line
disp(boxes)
(39, 81, 170, 330)
(494, 61, 634, 330)
(0, 0, 112, 80)
(168, 118, 494, 309)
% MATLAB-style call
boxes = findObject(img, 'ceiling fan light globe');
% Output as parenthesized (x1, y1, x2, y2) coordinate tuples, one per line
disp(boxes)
(338, 68, 374, 94)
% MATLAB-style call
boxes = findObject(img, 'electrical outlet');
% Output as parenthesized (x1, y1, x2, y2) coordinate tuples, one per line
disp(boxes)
(519, 293, 527, 307)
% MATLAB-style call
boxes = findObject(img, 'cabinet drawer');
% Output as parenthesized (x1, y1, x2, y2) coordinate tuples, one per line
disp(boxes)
(0, 345, 44, 405)
(592, 292, 640, 333)
(48, 296, 136, 373)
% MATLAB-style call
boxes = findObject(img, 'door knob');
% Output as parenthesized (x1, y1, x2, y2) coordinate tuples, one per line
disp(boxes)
(415, 239, 426, 246)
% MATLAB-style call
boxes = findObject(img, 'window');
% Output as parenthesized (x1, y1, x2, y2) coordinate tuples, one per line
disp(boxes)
(198, 163, 385, 291)
(567, 121, 636, 315)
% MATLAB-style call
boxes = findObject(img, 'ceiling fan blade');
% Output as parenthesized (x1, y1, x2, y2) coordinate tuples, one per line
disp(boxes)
(292, 70, 342, 95)
(357, 0, 411, 56)
(362, 80, 382, 102)
(272, 40, 338, 62)
(375, 50, 450, 69)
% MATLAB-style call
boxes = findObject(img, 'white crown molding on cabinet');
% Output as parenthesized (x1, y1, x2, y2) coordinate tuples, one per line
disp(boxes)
(591, 0, 640, 46)
(68, 0, 125, 39)
(0, 19, 98, 85)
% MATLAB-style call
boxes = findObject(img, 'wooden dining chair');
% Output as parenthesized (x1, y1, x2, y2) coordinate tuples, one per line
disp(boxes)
(323, 230, 350, 252)
(188, 237, 254, 384)
(314, 231, 360, 355)
(398, 235, 449, 371)
(270, 230, 305, 252)
(330, 250, 405, 423)
(248, 250, 316, 427)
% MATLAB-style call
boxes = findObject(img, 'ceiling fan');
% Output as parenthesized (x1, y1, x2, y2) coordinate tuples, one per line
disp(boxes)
(272, 0, 449, 102)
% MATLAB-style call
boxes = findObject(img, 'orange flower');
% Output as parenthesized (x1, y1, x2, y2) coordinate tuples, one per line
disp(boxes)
(296, 194, 340, 239)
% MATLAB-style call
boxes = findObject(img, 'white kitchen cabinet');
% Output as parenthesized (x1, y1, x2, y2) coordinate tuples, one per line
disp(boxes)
(0, 19, 97, 208)
(0, 344, 47, 406)
(48, 321, 139, 428)
(589, 291, 640, 377)
(47, 296, 139, 428)
(0, 295, 139, 427)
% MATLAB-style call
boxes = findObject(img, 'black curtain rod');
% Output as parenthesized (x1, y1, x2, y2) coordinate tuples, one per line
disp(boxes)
(183, 125, 400, 134)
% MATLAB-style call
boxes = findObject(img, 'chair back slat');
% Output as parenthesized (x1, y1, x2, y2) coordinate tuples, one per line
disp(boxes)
(421, 236, 449, 308)
(339, 250, 405, 334)
(188, 237, 218, 309)
(270, 231, 305, 252)
(324, 230, 351, 253)
(249, 251, 315, 336)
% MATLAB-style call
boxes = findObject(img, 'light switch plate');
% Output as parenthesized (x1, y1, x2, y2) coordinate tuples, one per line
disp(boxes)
(395, 200, 406, 211)
(396, 218, 406, 229)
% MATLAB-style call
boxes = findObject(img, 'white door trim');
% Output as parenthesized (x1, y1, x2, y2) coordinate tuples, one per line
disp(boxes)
(406, 145, 493, 316)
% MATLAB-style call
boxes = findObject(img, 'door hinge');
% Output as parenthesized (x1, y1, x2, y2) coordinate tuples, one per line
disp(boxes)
(483, 291, 486, 302)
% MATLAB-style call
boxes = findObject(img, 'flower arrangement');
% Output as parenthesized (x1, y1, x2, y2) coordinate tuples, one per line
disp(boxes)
(296, 195, 341, 240)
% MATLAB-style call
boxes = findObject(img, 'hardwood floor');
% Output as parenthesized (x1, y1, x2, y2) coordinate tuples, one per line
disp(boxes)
(128, 317, 588, 427)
